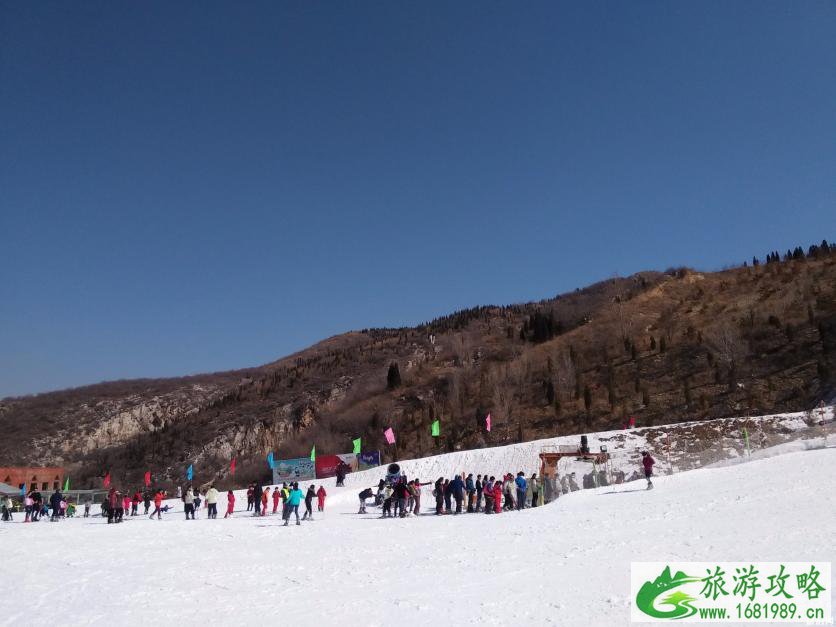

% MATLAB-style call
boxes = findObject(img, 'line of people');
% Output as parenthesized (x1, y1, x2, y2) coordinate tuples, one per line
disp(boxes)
(358, 471, 546, 517)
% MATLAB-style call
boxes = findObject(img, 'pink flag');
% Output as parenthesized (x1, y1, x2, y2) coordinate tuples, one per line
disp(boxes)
(384, 427, 395, 445)
(485, 413, 491, 432)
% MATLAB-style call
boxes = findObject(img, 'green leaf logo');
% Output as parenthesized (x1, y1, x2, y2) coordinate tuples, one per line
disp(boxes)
(636, 566, 702, 619)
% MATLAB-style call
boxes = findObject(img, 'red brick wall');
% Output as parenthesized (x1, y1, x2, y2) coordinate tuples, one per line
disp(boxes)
(0, 467, 65, 492)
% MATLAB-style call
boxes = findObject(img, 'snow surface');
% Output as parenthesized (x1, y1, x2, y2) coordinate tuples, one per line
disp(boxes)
(4, 442, 835, 626)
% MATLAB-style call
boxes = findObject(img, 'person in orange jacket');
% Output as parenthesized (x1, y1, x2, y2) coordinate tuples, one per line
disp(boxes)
(149, 490, 164, 520)
(493, 481, 503, 514)
(260, 488, 268, 516)
(272, 487, 281, 514)
(316, 486, 326, 512)
(224, 490, 235, 518)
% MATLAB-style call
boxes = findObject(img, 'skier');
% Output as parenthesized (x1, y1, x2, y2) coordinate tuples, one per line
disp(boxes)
(529, 473, 539, 507)
(283, 482, 303, 526)
(492, 480, 503, 514)
(272, 487, 281, 514)
(433, 478, 444, 515)
(450, 474, 465, 514)
(183, 486, 195, 520)
(302, 485, 315, 520)
(131, 491, 141, 516)
(122, 493, 131, 517)
(252, 483, 262, 516)
(465, 473, 475, 513)
(143, 491, 151, 515)
(514, 472, 527, 511)
(475, 474, 483, 512)
(224, 490, 235, 518)
(393, 479, 409, 518)
(83, 499, 91, 518)
(316, 486, 326, 512)
(483, 477, 494, 514)
(193, 489, 202, 518)
(205, 485, 219, 519)
(260, 487, 268, 517)
(358, 487, 374, 513)
(49, 488, 63, 522)
(642, 451, 656, 490)
(246, 484, 254, 512)
(150, 490, 164, 519)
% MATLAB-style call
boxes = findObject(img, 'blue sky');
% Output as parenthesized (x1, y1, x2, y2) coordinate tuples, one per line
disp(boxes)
(2, 1, 835, 398)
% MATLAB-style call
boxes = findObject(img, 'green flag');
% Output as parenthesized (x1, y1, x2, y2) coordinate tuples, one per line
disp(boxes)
(310, 445, 316, 461)
(352, 438, 362, 454)
(431, 419, 440, 437)
(63, 476, 69, 491)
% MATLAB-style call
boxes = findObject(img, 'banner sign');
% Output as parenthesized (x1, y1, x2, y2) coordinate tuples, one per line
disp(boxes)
(272, 457, 315, 483)
(315, 453, 356, 479)
(358, 451, 381, 470)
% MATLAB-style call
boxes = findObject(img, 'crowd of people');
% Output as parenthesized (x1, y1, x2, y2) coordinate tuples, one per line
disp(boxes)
(357, 470, 548, 517)
(2, 452, 657, 524)
(241, 482, 328, 524)
(358, 452, 657, 517)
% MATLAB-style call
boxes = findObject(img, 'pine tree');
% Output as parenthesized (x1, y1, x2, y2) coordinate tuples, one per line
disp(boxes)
(387, 362, 401, 390)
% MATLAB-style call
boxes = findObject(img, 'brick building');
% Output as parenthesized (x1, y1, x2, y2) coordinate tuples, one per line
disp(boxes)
(0, 467, 65, 492)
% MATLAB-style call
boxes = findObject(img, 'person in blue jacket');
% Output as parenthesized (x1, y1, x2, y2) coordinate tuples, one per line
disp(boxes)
(450, 475, 465, 514)
(514, 472, 527, 511)
(283, 482, 303, 526)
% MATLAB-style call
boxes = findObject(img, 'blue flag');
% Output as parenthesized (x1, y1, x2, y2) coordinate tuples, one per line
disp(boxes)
(267, 452, 275, 469)
(186, 464, 193, 481)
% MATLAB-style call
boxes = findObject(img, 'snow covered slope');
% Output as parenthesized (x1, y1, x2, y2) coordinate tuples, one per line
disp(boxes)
(3, 445, 834, 626)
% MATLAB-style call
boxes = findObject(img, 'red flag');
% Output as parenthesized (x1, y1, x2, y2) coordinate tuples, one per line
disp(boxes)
(230, 457, 236, 476)
(144, 471, 151, 487)
(629, 416, 636, 427)
(103, 472, 111, 488)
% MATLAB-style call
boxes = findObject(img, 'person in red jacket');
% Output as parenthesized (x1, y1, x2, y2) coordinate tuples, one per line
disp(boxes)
(642, 451, 655, 490)
(224, 490, 235, 518)
(260, 489, 268, 516)
(150, 490, 164, 519)
(493, 482, 502, 514)
(131, 491, 142, 516)
(316, 486, 326, 512)
(272, 487, 281, 514)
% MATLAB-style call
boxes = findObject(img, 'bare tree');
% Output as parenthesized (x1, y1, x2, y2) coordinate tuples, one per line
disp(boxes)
(706, 323, 746, 367)
(554, 350, 577, 401)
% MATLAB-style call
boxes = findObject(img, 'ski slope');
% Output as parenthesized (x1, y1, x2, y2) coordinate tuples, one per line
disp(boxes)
(3, 444, 834, 626)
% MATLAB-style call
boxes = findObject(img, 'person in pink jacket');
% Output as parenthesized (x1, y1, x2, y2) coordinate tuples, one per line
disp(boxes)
(493, 482, 502, 514)
(224, 491, 235, 518)
(316, 486, 327, 512)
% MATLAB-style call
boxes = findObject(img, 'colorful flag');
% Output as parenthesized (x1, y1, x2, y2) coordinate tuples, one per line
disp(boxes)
(63, 476, 69, 492)
(186, 464, 193, 481)
(384, 427, 395, 445)
(103, 472, 111, 488)
(230, 458, 236, 476)
(629, 416, 636, 428)
(485, 413, 491, 432)
(144, 471, 151, 487)
(267, 452, 275, 469)
(310, 445, 316, 462)
(431, 419, 440, 437)
(352, 438, 362, 454)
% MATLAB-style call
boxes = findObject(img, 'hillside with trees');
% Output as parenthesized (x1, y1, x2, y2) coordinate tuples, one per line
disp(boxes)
(1, 241, 834, 489)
